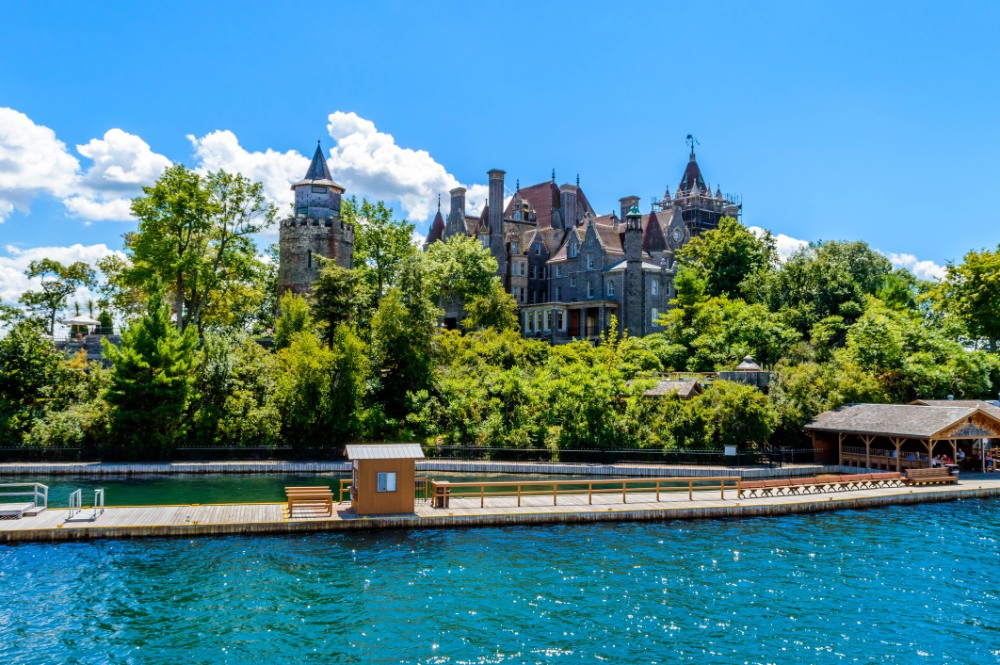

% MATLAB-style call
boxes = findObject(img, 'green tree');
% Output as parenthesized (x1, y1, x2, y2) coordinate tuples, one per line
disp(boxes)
(103, 283, 199, 458)
(933, 247, 1000, 352)
(19, 259, 97, 335)
(677, 217, 776, 298)
(272, 291, 313, 350)
(764, 240, 893, 335)
(462, 277, 520, 332)
(424, 234, 498, 317)
(112, 165, 275, 331)
(371, 259, 437, 420)
(0, 319, 71, 442)
(311, 260, 356, 346)
(343, 197, 415, 304)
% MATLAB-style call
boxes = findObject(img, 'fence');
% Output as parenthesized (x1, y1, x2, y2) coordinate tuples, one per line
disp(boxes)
(0, 445, 815, 466)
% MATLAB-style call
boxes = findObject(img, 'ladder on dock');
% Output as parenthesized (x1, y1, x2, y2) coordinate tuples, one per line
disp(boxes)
(66, 488, 105, 522)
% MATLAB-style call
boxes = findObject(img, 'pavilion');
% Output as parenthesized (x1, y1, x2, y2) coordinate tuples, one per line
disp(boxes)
(805, 403, 1000, 472)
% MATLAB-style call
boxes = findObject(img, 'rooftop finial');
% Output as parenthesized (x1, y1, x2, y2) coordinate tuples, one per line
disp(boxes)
(685, 134, 699, 159)
(551, 168, 556, 183)
(576, 173, 580, 187)
(437, 193, 441, 211)
(516, 178, 520, 192)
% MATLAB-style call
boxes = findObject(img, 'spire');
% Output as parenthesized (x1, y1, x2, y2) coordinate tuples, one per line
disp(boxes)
(426, 208, 445, 244)
(678, 139, 707, 194)
(304, 143, 333, 181)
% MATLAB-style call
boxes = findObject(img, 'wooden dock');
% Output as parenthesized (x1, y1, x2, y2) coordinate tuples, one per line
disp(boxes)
(3, 477, 1000, 543)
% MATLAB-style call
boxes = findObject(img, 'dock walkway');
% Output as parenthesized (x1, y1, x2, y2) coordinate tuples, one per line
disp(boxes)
(2, 476, 1000, 543)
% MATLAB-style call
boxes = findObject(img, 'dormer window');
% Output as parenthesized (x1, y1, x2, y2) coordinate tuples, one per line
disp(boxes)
(511, 241, 519, 254)
(587, 253, 595, 269)
(534, 244, 541, 256)
(606, 280, 615, 296)
(569, 241, 578, 258)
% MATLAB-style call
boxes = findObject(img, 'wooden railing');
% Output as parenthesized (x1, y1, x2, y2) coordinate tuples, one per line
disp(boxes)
(429, 476, 741, 509)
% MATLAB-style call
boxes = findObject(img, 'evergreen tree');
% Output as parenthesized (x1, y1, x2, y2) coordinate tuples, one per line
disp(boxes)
(103, 282, 198, 458)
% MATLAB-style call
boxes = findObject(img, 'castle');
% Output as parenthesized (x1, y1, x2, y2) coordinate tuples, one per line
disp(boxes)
(276, 143, 354, 295)
(424, 142, 740, 339)
(278, 141, 740, 340)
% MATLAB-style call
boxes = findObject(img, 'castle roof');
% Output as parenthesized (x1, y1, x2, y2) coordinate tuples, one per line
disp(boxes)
(678, 153, 707, 194)
(426, 210, 445, 244)
(642, 210, 667, 251)
(503, 181, 594, 228)
(293, 144, 344, 191)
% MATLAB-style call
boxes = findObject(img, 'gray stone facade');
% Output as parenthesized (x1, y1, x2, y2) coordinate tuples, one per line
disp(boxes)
(277, 144, 354, 296)
(425, 147, 740, 340)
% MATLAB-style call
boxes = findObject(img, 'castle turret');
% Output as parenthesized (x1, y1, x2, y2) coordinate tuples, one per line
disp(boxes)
(277, 143, 353, 296)
(624, 203, 644, 336)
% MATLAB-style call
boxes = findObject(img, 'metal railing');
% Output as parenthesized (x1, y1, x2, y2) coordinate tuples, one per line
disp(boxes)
(68, 489, 82, 518)
(0, 483, 48, 509)
(67, 487, 105, 521)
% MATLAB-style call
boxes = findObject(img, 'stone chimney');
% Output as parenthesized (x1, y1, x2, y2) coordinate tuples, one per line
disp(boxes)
(488, 169, 506, 279)
(619, 195, 640, 225)
(559, 184, 578, 231)
(446, 187, 466, 237)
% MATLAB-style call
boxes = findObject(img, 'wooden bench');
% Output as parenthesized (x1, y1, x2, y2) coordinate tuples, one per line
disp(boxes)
(738, 472, 905, 499)
(285, 486, 334, 517)
(904, 467, 958, 486)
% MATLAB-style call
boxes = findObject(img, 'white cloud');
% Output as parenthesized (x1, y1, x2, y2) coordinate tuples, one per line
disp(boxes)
(326, 111, 487, 222)
(750, 224, 947, 281)
(0, 108, 80, 221)
(188, 129, 309, 214)
(882, 251, 947, 281)
(0, 243, 122, 312)
(748, 226, 809, 262)
(0, 108, 172, 223)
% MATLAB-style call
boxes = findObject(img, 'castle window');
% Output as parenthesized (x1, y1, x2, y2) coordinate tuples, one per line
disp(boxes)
(606, 280, 615, 296)
(514, 211, 521, 221)
(296, 206, 308, 216)
(479, 234, 489, 248)
(511, 241, 519, 254)
(311, 185, 326, 193)
(534, 244, 541, 256)
(555, 265, 563, 278)
(569, 241, 578, 258)
(307, 250, 312, 269)
(651, 279, 659, 296)
(554, 286, 561, 301)
(557, 310, 565, 331)
(651, 308, 660, 326)
(544, 310, 551, 330)
(587, 253, 595, 269)
(587, 281, 594, 298)
(570, 276, 576, 287)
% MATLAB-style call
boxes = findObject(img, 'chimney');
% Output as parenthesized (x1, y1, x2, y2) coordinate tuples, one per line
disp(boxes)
(619, 195, 640, 225)
(487, 169, 506, 278)
(447, 187, 466, 236)
(559, 183, 578, 231)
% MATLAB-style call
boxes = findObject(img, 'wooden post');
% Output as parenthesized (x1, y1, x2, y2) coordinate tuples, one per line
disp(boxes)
(862, 435, 873, 470)
(622, 481, 627, 504)
(655, 481, 660, 502)
(554, 483, 558, 506)
(838, 432, 845, 467)
(892, 437, 904, 473)
(689, 480, 693, 501)
(480, 485, 484, 508)
(720, 478, 725, 500)
(950, 439, 958, 461)
(588, 483, 592, 505)
(518, 484, 522, 507)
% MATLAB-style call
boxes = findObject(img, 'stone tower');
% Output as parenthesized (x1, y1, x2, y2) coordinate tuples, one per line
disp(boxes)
(277, 143, 354, 296)
(624, 202, 644, 336)
(487, 169, 506, 279)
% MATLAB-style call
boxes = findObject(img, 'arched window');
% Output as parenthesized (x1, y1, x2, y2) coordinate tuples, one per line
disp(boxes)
(307, 250, 312, 269)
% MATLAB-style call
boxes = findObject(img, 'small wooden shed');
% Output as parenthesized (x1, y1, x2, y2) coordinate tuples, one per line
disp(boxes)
(345, 443, 425, 515)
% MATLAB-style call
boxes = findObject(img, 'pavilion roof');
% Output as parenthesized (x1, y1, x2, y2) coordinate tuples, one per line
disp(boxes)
(804, 403, 1000, 439)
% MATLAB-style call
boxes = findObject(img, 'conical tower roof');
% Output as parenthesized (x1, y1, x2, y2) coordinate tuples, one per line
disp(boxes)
(426, 209, 445, 244)
(678, 151, 707, 194)
(292, 143, 344, 191)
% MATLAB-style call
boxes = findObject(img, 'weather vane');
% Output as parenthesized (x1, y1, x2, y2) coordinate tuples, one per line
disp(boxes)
(686, 134, 699, 157)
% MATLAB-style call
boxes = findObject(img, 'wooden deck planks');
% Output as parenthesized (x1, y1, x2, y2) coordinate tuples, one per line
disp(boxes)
(2, 479, 1000, 542)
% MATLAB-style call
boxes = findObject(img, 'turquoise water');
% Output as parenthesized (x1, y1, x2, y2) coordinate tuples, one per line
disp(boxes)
(2, 500, 1000, 664)
(0, 473, 598, 507)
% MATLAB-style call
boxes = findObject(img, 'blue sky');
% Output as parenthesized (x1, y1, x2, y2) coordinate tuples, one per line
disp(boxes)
(2, 0, 999, 302)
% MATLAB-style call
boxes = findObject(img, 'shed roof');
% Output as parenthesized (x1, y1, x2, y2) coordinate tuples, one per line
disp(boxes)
(910, 399, 1000, 419)
(804, 403, 999, 438)
(644, 379, 703, 398)
(345, 443, 425, 460)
